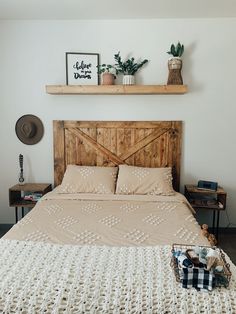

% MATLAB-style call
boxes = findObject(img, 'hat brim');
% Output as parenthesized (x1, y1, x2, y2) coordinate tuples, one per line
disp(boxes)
(15, 114, 44, 145)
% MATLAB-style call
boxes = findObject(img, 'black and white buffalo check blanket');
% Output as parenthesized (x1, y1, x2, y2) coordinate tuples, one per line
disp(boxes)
(182, 267, 214, 291)
(174, 250, 214, 291)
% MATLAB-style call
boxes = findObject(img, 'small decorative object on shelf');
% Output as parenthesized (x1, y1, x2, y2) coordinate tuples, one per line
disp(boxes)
(66, 52, 99, 85)
(18, 154, 25, 185)
(114, 51, 148, 85)
(167, 42, 184, 85)
(97, 64, 117, 85)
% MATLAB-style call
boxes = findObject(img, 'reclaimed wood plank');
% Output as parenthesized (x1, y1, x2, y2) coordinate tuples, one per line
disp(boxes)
(46, 85, 188, 95)
(53, 121, 182, 190)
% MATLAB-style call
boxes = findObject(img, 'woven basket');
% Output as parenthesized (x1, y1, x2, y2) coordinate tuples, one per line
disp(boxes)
(171, 243, 232, 288)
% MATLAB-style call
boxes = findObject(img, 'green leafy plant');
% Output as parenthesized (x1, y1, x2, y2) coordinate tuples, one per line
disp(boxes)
(167, 42, 184, 57)
(97, 64, 116, 74)
(114, 52, 148, 75)
(97, 64, 117, 79)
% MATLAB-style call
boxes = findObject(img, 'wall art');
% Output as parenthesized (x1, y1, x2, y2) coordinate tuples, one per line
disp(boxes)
(66, 52, 99, 85)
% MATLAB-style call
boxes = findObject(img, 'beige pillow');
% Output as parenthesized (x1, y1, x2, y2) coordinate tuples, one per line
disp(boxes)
(57, 165, 118, 194)
(116, 165, 174, 195)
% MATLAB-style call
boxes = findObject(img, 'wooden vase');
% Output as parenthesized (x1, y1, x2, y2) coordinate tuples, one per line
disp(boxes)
(102, 73, 115, 85)
(167, 57, 183, 85)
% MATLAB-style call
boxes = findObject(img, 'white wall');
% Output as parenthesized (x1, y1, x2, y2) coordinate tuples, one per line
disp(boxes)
(0, 19, 236, 226)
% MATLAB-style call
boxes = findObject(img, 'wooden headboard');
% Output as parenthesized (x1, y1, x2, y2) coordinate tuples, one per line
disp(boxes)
(53, 121, 182, 191)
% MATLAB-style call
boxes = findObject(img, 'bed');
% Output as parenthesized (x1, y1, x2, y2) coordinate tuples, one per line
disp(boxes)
(1, 121, 236, 313)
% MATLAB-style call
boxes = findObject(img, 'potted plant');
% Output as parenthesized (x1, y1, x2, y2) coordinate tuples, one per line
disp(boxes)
(97, 64, 117, 85)
(114, 52, 148, 85)
(167, 42, 184, 85)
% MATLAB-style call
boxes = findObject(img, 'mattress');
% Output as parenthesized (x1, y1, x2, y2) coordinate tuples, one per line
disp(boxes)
(4, 190, 209, 246)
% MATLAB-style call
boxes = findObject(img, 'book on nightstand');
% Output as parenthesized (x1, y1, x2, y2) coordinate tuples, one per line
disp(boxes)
(23, 192, 43, 202)
(189, 194, 223, 209)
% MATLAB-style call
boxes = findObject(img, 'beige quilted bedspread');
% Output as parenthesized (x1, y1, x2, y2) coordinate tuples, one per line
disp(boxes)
(4, 190, 209, 246)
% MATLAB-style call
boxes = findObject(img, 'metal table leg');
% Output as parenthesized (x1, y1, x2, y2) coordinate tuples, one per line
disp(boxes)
(212, 210, 216, 234)
(21, 207, 24, 218)
(216, 210, 220, 241)
(15, 207, 18, 223)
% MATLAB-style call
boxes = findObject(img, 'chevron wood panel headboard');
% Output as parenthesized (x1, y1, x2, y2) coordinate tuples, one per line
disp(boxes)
(53, 121, 182, 191)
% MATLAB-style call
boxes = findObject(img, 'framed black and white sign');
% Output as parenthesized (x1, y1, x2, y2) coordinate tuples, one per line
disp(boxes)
(66, 52, 99, 85)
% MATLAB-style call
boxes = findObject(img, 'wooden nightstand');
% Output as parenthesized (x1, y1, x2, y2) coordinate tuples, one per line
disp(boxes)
(184, 184, 227, 240)
(9, 183, 52, 223)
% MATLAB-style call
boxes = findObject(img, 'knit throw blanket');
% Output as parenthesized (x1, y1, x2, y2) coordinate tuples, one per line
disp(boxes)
(0, 240, 236, 314)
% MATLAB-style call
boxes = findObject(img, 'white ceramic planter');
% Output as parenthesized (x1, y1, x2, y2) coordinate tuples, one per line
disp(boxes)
(123, 75, 135, 85)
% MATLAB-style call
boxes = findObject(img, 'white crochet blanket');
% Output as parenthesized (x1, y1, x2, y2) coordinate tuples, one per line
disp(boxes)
(0, 240, 236, 314)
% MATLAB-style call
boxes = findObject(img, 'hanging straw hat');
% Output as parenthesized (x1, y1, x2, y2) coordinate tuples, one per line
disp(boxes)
(15, 114, 44, 145)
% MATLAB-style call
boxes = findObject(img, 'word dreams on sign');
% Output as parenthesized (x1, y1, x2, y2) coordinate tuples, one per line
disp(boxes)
(73, 60, 92, 80)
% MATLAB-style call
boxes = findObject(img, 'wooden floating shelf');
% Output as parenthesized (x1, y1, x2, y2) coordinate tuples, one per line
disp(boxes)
(46, 84, 188, 95)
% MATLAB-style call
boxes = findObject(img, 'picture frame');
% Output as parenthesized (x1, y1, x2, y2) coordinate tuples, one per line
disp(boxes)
(66, 52, 99, 85)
